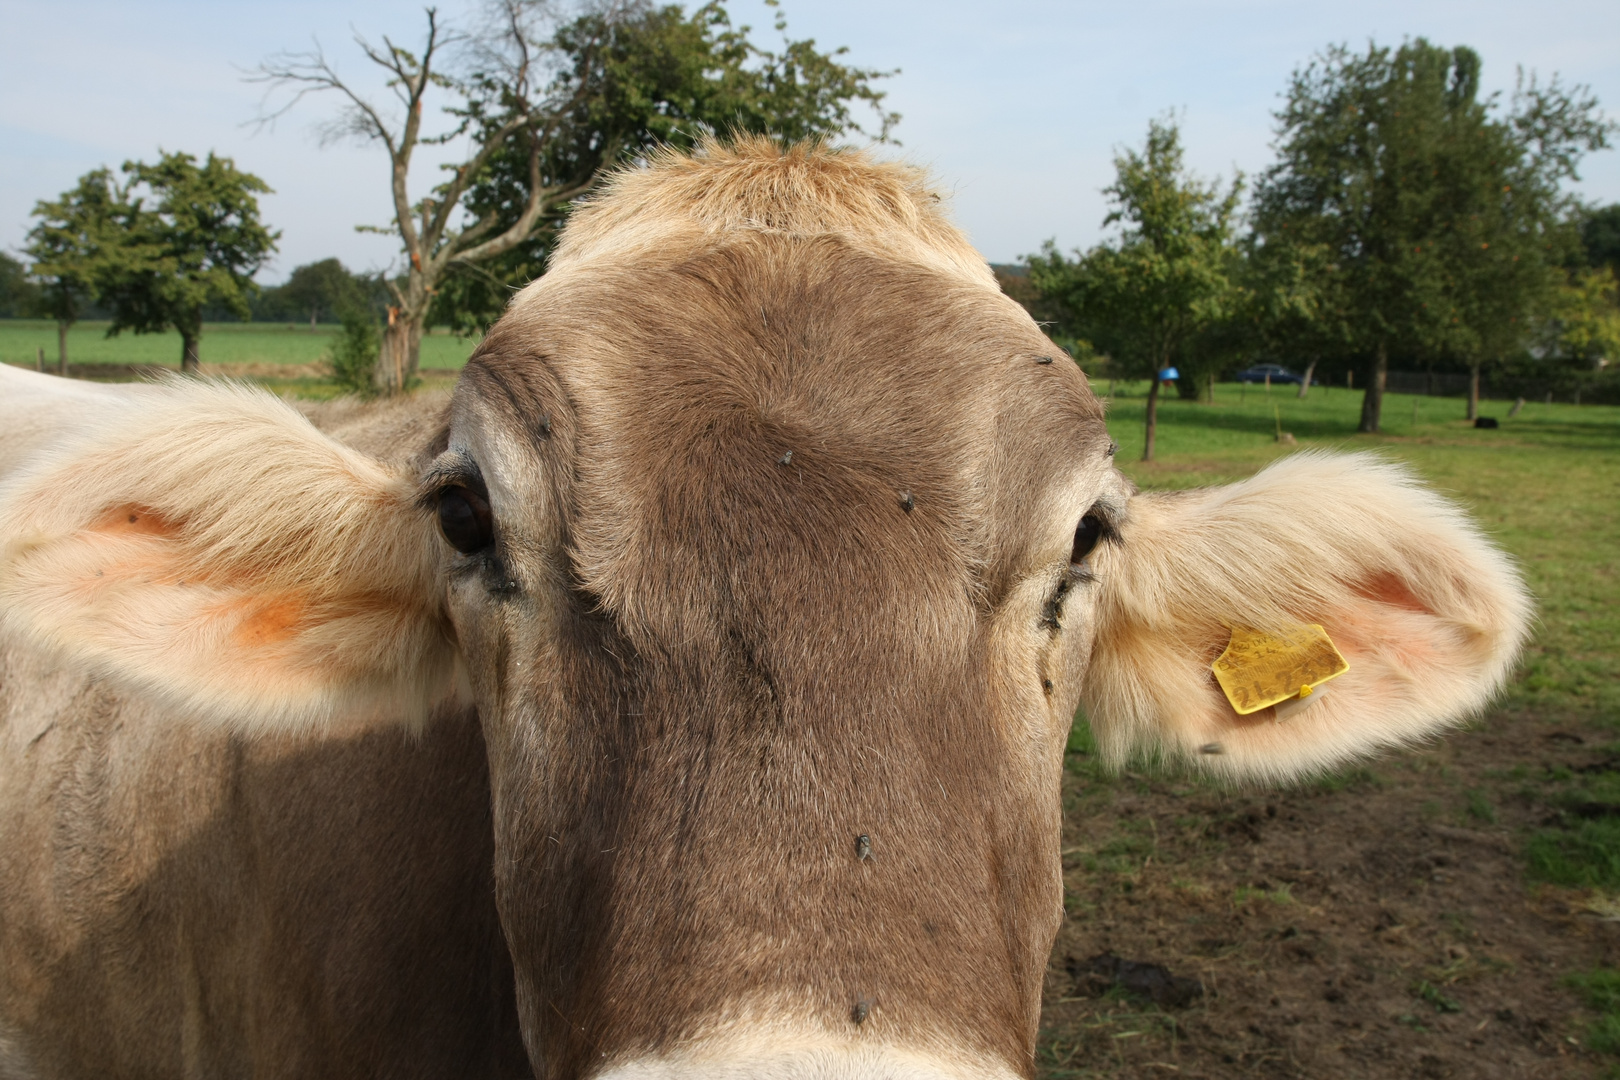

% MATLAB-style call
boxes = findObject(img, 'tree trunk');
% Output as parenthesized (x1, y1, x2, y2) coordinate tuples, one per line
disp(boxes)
(1297, 358, 1317, 399)
(375, 308, 425, 395)
(1466, 363, 1481, 421)
(180, 329, 201, 374)
(56, 321, 69, 375)
(1358, 342, 1387, 433)
(1142, 376, 1162, 462)
(405, 317, 423, 378)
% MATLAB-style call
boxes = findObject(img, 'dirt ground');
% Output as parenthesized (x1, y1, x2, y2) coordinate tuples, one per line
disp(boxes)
(1037, 706, 1616, 1079)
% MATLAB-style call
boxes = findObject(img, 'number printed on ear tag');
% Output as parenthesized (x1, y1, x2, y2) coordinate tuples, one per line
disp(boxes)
(1212, 624, 1349, 716)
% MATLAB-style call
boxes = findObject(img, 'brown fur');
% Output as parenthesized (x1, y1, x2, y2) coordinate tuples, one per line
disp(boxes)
(0, 140, 1528, 1079)
(0, 386, 527, 1079)
(453, 232, 1113, 1075)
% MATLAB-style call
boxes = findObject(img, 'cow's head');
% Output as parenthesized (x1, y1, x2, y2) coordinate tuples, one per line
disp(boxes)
(0, 141, 1530, 1079)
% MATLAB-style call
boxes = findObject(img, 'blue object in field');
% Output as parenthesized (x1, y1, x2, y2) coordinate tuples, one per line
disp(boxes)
(1158, 367, 1179, 381)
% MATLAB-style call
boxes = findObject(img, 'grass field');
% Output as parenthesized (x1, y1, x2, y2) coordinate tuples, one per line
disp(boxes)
(0, 319, 478, 372)
(1041, 378, 1620, 1078)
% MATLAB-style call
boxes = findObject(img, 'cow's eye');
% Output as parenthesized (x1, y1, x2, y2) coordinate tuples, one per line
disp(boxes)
(438, 486, 494, 554)
(1071, 513, 1105, 565)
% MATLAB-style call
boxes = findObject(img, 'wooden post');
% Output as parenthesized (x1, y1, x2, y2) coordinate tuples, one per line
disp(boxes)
(36, 346, 45, 373)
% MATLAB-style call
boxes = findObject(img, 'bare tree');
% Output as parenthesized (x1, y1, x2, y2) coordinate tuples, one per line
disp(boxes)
(251, 3, 609, 392)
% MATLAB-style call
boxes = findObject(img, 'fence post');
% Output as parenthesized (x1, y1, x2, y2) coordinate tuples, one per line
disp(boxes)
(36, 347, 45, 373)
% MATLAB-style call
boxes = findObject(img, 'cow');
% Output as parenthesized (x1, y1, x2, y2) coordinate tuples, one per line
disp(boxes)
(0, 139, 1531, 1079)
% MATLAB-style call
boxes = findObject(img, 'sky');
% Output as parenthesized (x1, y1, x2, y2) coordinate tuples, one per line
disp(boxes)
(2, 0, 1618, 282)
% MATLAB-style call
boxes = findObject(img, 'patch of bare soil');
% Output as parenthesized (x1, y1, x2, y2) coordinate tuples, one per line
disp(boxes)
(1039, 710, 1617, 1079)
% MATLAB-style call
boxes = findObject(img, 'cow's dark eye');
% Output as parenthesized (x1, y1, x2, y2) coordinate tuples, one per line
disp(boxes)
(438, 486, 494, 554)
(1071, 513, 1105, 565)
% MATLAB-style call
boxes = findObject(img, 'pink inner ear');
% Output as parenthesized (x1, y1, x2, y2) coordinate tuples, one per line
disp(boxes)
(1355, 572, 1435, 615)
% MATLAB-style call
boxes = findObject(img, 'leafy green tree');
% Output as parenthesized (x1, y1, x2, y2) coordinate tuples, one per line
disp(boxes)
(1436, 67, 1611, 417)
(1543, 267, 1620, 397)
(0, 253, 39, 319)
(254, 0, 896, 391)
(95, 151, 279, 372)
(1028, 117, 1242, 460)
(1241, 221, 1353, 398)
(1253, 40, 1611, 430)
(25, 168, 123, 371)
(1585, 204, 1620, 273)
(270, 258, 366, 329)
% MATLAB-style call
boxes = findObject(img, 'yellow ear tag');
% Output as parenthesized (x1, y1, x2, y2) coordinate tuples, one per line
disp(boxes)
(1211, 624, 1349, 716)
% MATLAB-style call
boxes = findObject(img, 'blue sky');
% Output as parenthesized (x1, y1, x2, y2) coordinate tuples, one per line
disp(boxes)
(2, 0, 1617, 282)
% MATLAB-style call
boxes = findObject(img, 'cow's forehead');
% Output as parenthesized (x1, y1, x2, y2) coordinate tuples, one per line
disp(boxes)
(449, 140, 1113, 642)
(455, 232, 1110, 646)
(515, 137, 1001, 303)
(498, 137, 1106, 463)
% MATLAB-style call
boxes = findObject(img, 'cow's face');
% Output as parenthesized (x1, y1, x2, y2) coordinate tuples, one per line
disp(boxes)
(0, 144, 1530, 1080)
(427, 236, 1127, 1076)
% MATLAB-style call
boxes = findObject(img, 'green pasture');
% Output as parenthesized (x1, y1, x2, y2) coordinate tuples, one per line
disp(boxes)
(1095, 378, 1620, 1063)
(1075, 380, 1620, 1071)
(0, 319, 477, 371)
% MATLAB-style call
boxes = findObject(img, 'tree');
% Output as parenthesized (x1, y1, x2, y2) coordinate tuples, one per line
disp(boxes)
(0, 254, 39, 318)
(1583, 203, 1620, 274)
(1253, 40, 1612, 430)
(1027, 117, 1242, 460)
(252, 0, 897, 390)
(94, 152, 279, 373)
(271, 258, 367, 328)
(1544, 266, 1620, 394)
(1240, 205, 1354, 399)
(25, 168, 123, 372)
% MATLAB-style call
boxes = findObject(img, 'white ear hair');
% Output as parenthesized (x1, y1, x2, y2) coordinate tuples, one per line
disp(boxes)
(1083, 452, 1532, 782)
(0, 379, 457, 735)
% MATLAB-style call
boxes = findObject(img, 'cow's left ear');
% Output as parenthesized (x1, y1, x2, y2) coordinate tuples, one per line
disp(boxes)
(1081, 453, 1532, 781)
(0, 381, 457, 736)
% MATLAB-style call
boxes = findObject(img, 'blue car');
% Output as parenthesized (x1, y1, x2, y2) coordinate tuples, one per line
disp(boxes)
(1235, 363, 1305, 385)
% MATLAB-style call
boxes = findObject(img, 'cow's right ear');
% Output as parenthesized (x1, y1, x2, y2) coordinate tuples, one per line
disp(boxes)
(0, 381, 458, 736)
